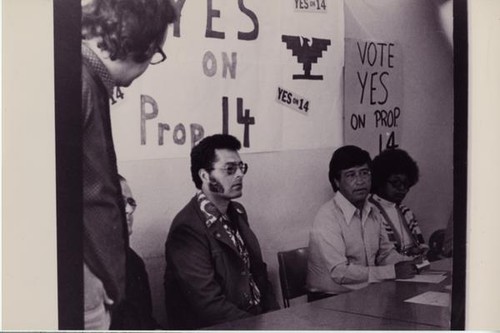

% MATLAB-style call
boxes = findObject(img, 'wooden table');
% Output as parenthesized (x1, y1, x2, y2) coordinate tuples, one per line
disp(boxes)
(209, 259, 452, 330)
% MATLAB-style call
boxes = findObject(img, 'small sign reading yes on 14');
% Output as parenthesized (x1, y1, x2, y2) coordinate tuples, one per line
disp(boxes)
(277, 87, 310, 116)
(294, 0, 327, 12)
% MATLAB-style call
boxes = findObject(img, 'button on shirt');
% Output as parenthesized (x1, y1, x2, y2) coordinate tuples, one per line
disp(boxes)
(307, 191, 409, 295)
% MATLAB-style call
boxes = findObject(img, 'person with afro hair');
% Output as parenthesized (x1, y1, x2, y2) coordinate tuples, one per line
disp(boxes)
(369, 149, 428, 257)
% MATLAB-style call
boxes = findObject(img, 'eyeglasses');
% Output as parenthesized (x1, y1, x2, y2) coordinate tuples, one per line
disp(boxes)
(150, 46, 167, 65)
(387, 178, 410, 190)
(124, 196, 137, 213)
(342, 169, 371, 183)
(210, 162, 248, 176)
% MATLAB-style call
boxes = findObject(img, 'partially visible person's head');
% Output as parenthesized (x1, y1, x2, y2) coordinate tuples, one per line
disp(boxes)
(191, 134, 247, 201)
(371, 148, 419, 205)
(329, 145, 372, 208)
(82, 0, 177, 85)
(119, 175, 137, 236)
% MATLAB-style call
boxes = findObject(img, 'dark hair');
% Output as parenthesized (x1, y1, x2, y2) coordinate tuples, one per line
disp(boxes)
(328, 145, 371, 192)
(82, 0, 178, 63)
(371, 148, 419, 192)
(191, 134, 242, 189)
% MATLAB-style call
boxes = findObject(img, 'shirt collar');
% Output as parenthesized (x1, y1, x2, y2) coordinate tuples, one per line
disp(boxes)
(82, 41, 116, 98)
(334, 191, 373, 226)
(196, 191, 226, 229)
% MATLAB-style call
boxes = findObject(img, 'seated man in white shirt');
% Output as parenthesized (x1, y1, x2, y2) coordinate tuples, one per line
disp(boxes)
(306, 145, 420, 299)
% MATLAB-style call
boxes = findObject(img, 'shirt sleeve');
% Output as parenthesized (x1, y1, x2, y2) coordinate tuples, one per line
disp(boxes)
(311, 207, 396, 291)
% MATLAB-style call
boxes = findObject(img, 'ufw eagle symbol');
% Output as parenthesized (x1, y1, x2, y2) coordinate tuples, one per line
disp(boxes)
(281, 35, 331, 80)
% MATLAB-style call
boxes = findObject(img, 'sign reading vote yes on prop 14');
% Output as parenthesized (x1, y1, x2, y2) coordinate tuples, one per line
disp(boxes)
(344, 38, 403, 156)
(110, 0, 344, 161)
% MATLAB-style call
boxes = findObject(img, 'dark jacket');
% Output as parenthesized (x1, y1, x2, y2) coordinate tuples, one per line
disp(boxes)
(110, 248, 160, 330)
(164, 196, 279, 329)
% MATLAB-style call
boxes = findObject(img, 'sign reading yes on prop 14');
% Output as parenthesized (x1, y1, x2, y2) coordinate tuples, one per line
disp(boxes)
(344, 38, 404, 156)
(110, 0, 344, 161)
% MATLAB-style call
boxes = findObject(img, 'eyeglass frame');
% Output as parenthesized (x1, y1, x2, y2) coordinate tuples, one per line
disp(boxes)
(150, 45, 167, 65)
(209, 161, 248, 176)
(123, 196, 137, 213)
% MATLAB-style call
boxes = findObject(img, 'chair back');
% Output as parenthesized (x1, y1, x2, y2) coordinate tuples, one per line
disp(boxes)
(427, 229, 446, 261)
(277, 247, 309, 308)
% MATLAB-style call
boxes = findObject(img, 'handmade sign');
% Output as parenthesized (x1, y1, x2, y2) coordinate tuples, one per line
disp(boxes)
(111, 0, 344, 160)
(344, 38, 403, 156)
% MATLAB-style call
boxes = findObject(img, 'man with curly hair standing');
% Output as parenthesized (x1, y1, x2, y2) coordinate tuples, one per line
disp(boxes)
(81, 0, 177, 329)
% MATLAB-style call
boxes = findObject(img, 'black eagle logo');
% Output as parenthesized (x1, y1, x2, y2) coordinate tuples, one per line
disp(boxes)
(282, 35, 331, 80)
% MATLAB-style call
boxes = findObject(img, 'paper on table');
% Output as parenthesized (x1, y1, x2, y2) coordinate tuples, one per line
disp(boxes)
(396, 273, 447, 283)
(405, 291, 450, 307)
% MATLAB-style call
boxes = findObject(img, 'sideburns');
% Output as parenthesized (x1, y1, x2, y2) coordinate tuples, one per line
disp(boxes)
(208, 176, 225, 194)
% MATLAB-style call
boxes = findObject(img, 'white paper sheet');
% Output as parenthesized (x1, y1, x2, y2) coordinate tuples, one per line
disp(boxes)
(404, 291, 451, 307)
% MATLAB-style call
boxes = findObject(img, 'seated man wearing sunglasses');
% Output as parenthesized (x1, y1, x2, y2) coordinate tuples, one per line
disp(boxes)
(164, 134, 279, 329)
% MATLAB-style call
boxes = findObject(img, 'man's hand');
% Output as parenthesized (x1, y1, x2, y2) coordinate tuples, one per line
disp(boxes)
(395, 260, 418, 279)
